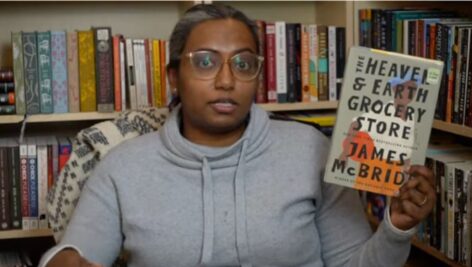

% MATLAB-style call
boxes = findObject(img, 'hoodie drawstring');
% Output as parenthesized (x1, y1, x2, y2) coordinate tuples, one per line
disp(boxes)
(200, 157, 215, 266)
(234, 140, 252, 267)
(199, 140, 252, 267)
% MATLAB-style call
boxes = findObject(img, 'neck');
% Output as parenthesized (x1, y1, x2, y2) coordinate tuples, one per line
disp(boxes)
(180, 115, 248, 147)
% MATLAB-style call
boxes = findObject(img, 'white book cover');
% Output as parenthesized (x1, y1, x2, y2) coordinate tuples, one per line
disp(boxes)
(328, 26, 337, 101)
(275, 21, 287, 103)
(36, 138, 48, 229)
(125, 38, 137, 109)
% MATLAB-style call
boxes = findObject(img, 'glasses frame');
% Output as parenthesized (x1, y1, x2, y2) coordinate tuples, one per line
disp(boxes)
(184, 50, 264, 81)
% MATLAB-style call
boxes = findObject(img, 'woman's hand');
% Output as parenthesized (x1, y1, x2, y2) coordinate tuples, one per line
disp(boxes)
(390, 165, 436, 231)
(47, 249, 103, 267)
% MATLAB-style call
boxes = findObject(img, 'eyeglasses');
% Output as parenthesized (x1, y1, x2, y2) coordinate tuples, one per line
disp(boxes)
(184, 50, 264, 81)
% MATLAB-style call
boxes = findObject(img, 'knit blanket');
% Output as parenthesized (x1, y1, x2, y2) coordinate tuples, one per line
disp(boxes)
(47, 108, 168, 242)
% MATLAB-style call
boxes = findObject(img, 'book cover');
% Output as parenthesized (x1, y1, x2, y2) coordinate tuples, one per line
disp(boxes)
(94, 27, 114, 112)
(19, 142, 29, 230)
(51, 31, 69, 113)
(78, 30, 97, 112)
(264, 23, 277, 103)
(255, 20, 267, 104)
(67, 31, 80, 113)
(275, 21, 287, 103)
(0, 145, 11, 230)
(324, 46, 444, 196)
(8, 140, 21, 229)
(113, 35, 123, 111)
(22, 32, 40, 114)
(11, 32, 26, 115)
(36, 31, 54, 114)
(151, 39, 162, 108)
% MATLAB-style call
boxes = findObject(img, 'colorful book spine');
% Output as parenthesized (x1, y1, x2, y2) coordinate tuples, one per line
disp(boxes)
(19, 143, 29, 230)
(27, 139, 38, 229)
(317, 25, 329, 101)
(51, 31, 68, 113)
(301, 25, 310, 103)
(67, 32, 80, 113)
(256, 20, 267, 103)
(265, 23, 277, 103)
(78, 30, 97, 112)
(11, 32, 26, 115)
(152, 39, 162, 108)
(94, 27, 114, 112)
(133, 39, 148, 108)
(159, 40, 167, 107)
(36, 31, 54, 113)
(308, 24, 319, 102)
(144, 39, 154, 107)
(22, 32, 40, 114)
(113, 35, 122, 111)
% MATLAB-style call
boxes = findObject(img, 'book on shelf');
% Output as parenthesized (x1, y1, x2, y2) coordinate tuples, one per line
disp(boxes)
(324, 46, 444, 196)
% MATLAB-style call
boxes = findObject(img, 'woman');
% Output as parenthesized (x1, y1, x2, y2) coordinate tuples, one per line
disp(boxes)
(41, 4, 435, 267)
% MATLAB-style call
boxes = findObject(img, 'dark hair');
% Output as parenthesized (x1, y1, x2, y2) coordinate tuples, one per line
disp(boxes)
(167, 4, 259, 109)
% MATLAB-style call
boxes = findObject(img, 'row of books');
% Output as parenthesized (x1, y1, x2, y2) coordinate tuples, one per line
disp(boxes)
(358, 8, 472, 127)
(417, 145, 472, 265)
(255, 21, 346, 104)
(0, 251, 31, 267)
(9, 28, 171, 115)
(0, 136, 72, 231)
(0, 68, 15, 115)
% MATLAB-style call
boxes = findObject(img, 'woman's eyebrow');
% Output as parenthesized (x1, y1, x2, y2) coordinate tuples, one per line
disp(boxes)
(190, 47, 256, 54)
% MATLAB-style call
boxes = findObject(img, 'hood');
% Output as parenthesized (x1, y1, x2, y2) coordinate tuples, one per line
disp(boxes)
(159, 104, 272, 267)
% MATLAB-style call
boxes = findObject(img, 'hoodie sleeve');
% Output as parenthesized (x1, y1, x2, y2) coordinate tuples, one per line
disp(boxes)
(39, 161, 123, 266)
(315, 181, 414, 267)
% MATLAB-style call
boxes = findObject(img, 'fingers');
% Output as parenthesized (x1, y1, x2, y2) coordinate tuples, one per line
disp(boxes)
(408, 165, 435, 188)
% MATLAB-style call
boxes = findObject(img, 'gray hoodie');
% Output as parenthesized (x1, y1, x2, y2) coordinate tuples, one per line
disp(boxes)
(40, 104, 414, 267)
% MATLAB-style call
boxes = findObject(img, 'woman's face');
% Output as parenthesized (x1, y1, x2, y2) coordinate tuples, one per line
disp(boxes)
(172, 19, 258, 139)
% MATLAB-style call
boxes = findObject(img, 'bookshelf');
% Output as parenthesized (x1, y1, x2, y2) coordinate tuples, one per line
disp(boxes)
(0, 1, 471, 267)
(0, 229, 53, 240)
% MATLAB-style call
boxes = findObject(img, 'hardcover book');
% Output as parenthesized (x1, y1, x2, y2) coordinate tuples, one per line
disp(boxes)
(51, 31, 69, 113)
(36, 31, 53, 113)
(12, 32, 26, 115)
(22, 32, 40, 114)
(94, 27, 114, 112)
(324, 46, 444, 196)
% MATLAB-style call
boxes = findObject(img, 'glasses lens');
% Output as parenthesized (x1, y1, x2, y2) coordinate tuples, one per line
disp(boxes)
(231, 53, 261, 80)
(189, 51, 221, 78)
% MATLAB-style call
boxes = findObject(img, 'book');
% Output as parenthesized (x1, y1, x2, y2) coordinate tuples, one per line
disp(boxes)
(78, 30, 97, 112)
(67, 31, 80, 113)
(22, 32, 40, 114)
(324, 46, 444, 196)
(51, 31, 68, 113)
(36, 31, 54, 114)
(94, 27, 114, 112)
(11, 32, 26, 115)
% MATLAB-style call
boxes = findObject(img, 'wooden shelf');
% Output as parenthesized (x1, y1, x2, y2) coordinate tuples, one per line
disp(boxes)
(258, 101, 338, 112)
(433, 120, 472, 139)
(0, 112, 120, 125)
(411, 238, 465, 267)
(365, 213, 465, 267)
(0, 229, 53, 240)
(0, 102, 339, 125)
(0, 115, 24, 124)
